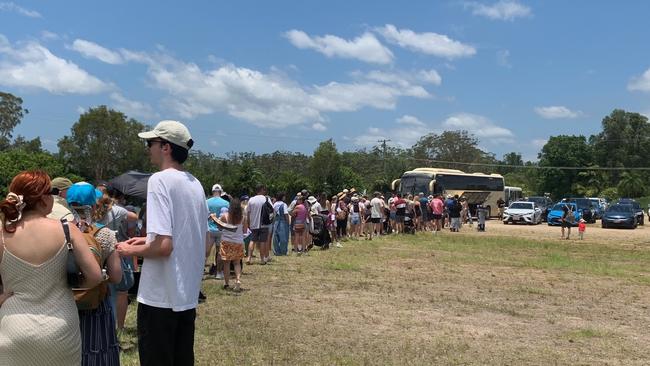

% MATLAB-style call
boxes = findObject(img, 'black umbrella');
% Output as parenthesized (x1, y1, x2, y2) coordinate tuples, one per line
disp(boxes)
(109, 170, 152, 199)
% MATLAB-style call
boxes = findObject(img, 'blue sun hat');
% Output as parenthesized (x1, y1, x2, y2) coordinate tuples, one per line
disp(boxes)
(66, 182, 103, 206)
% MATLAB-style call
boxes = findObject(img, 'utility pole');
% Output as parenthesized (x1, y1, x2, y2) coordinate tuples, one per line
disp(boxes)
(378, 139, 391, 179)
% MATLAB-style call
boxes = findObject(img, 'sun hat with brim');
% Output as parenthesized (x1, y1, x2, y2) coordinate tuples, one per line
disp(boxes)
(307, 196, 317, 204)
(51, 177, 73, 191)
(337, 192, 346, 199)
(138, 120, 194, 150)
(351, 196, 359, 202)
(212, 183, 223, 192)
(67, 182, 102, 206)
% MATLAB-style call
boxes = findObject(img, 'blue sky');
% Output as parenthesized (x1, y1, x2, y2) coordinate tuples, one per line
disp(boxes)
(2, 1, 650, 161)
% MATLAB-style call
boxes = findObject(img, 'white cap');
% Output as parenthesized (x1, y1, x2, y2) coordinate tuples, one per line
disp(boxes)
(138, 120, 194, 150)
(307, 196, 317, 204)
(211, 184, 223, 193)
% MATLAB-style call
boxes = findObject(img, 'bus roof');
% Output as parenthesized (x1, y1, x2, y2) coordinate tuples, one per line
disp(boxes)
(404, 168, 503, 179)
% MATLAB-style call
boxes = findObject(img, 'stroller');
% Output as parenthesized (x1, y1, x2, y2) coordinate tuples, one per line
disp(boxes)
(310, 214, 332, 249)
(403, 212, 416, 234)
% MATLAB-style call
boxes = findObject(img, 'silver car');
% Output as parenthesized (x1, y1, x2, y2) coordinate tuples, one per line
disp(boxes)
(503, 201, 542, 225)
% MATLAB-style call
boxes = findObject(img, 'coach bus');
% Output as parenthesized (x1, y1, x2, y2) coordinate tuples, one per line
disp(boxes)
(391, 168, 505, 217)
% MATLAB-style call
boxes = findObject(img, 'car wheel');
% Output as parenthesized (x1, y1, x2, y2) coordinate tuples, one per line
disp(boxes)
(602, 222, 607, 229)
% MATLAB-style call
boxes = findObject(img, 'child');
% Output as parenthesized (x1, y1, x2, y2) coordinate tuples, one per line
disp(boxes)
(578, 218, 586, 240)
(476, 203, 488, 232)
(216, 198, 247, 291)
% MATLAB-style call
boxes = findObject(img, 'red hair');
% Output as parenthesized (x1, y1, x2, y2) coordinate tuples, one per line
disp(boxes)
(0, 170, 51, 233)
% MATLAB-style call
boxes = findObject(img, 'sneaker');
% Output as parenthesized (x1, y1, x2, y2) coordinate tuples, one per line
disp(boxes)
(198, 291, 207, 303)
(215, 272, 224, 280)
(223, 284, 230, 290)
(335, 242, 343, 248)
(233, 281, 241, 292)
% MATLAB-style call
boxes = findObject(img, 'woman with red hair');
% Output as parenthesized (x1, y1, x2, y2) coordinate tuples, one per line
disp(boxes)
(0, 170, 102, 365)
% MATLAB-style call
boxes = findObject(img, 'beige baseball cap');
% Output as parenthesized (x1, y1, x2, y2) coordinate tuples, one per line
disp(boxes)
(138, 120, 194, 150)
(51, 177, 73, 191)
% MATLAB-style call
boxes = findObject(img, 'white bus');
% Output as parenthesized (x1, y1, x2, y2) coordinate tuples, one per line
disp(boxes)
(504, 186, 523, 205)
(391, 168, 505, 217)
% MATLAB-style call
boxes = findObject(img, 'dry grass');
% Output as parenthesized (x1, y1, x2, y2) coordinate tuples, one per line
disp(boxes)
(120, 224, 650, 365)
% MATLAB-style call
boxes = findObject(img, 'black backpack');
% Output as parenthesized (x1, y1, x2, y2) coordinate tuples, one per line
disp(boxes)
(261, 198, 274, 225)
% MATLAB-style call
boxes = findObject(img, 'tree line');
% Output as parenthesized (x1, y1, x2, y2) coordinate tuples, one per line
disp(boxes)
(1, 91, 648, 200)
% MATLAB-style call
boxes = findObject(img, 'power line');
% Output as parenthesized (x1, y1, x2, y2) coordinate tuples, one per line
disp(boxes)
(409, 158, 650, 171)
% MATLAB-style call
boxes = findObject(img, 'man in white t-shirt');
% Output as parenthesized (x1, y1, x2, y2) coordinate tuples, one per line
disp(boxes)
(369, 191, 385, 240)
(117, 120, 209, 366)
(246, 184, 271, 264)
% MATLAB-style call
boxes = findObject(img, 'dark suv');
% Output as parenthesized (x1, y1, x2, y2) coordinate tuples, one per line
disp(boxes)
(617, 198, 644, 225)
(525, 196, 554, 222)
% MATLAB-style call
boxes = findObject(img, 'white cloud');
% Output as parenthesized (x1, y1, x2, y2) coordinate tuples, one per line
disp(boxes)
(397, 115, 426, 127)
(531, 138, 547, 148)
(41, 31, 59, 41)
(110, 92, 157, 120)
(419, 70, 442, 85)
(284, 30, 393, 64)
(354, 124, 430, 148)
(0, 35, 109, 94)
(376, 24, 476, 59)
(534, 106, 582, 119)
(442, 113, 514, 142)
(628, 68, 650, 92)
(312, 122, 327, 131)
(496, 49, 512, 68)
(0, 2, 41, 18)
(464, 0, 532, 21)
(129, 51, 431, 127)
(71, 39, 124, 64)
(76, 106, 86, 114)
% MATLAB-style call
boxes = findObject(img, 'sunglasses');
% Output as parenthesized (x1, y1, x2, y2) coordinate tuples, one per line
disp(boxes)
(146, 139, 168, 148)
(50, 187, 60, 195)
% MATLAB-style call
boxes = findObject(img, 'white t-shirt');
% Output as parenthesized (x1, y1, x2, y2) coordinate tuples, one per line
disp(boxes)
(137, 168, 209, 312)
(247, 194, 268, 229)
(273, 201, 288, 216)
(370, 197, 384, 218)
(310, 202, 322, 215)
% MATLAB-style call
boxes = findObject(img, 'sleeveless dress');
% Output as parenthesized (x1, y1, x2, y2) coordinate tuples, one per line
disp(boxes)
(0, 242, 81, 366)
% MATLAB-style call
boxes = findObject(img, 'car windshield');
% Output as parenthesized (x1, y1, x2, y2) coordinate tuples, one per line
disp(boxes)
(509, 202, 533, 209)
(607, 204, 633, 213)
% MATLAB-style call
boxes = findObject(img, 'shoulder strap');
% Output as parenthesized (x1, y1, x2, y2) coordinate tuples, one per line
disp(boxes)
(61, 219, 72, 250)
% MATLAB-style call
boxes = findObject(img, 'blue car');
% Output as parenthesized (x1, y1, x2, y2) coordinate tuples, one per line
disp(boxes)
(547, 203, 581, 226)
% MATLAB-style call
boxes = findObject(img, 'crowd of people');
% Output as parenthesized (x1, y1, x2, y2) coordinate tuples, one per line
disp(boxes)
(0, 119, 489, 366)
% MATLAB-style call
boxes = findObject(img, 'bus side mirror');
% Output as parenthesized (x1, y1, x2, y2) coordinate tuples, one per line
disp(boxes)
(391, 179, 401, 191)
(429, 180, 435, 193)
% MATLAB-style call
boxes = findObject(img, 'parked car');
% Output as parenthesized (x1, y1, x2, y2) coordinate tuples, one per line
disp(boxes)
(561, 198, 596, 223)
(589, 198, 604, 219)
(601, 204, 637, 229)
(616, 199, 644, 225)
(547, 202, 581, 226)
(503, 201, 543, 225)
(524, 196, 554, 222)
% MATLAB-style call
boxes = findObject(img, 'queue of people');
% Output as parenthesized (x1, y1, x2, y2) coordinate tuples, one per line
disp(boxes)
(0, 118, 488, 366)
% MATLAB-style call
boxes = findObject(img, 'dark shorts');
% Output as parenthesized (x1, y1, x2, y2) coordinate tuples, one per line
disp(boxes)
(371, 217, 381, 224)
(561, 221, 572, 228)
(138, 303, 196, 366)
(395, 215, 405, 223)
(250, 228, 269, 242)
(432, 214, 442, 220)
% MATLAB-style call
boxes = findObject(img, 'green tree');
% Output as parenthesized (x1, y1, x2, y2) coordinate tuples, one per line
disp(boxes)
(309, 139, 342, 193)
(0, 92, 29, 149)
(537, 135, 592, 198)
(412, 130, 496, 172)
(617, 172, 645, 198)
(0, 149, 81, 196)
(58, 106, 150, 181)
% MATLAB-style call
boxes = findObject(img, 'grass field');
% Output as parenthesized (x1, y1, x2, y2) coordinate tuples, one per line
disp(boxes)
(119, 229, 650, 365)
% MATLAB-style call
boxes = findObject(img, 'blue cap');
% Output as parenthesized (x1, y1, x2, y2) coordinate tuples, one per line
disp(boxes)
(67, 182, 103, 206)
(240, 195, 249, 201)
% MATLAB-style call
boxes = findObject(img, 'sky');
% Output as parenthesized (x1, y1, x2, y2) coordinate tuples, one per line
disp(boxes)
(2, 1, 650, 162)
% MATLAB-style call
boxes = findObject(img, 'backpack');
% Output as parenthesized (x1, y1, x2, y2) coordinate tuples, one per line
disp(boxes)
(565, 207, 576, 224)
(64, 224, 109, 310)
(260, 198, 274, 225)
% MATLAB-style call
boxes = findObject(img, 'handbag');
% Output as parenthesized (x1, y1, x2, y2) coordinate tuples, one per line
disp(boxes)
(63, 219, 84, 288)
